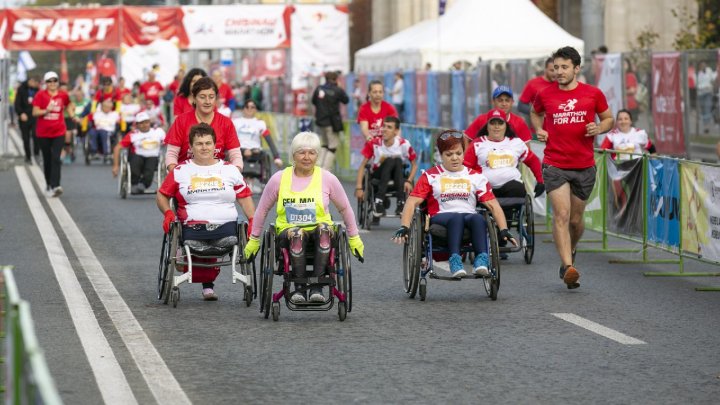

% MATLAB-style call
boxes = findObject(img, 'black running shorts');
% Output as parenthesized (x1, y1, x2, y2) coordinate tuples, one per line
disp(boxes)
(543, 164, 597, 201)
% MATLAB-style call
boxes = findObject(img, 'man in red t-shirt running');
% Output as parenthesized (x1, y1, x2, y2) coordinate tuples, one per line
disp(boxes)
(530, 46, 613, 290)
(518, 57, 555, 116)
(357, 80, 398, 141)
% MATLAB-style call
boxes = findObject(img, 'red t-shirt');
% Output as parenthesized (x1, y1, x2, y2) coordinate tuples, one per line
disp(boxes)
(519, 76, 554, 105)
(94, 88, 122, 103)
(165, 111, 240, 163)
(173, 95, 194, 118)
(357, 101, 398, 138)
(465, 112, 532, 142)
(168, 79, 180, 95)
(140, 81, 164, 106)
(533, 82, 609, 169)
(217, 83, 234, 107)
(625, 72, 638, 110)
(32, 90, 70, 138)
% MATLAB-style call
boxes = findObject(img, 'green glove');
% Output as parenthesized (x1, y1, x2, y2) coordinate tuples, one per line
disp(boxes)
(244, 236, 261, 260)
(348, 235, 364, 262)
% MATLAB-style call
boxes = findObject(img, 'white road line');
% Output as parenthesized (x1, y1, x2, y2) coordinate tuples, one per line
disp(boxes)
(27, 165, 191, 405)
(552, 313, 647, 345)
(8, 127, 21, 156)
(15, 166, 138, 405)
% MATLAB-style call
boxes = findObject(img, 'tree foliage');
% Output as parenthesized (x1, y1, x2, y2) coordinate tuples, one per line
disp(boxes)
(672, 0, 720, 50)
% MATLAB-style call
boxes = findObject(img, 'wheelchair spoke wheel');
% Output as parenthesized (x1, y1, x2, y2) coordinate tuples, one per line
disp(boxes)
(486, 214, 501, 301)
(161, 224, 178, 304)
(403, 209, 422, 298)
(119, 164, 128, 199)
(357, 198, 366, 229)
(260, 231, 275, 319)
(157, 231, 171, 300)
(523, 197, 535, 264)
(337, 228, 352, 312)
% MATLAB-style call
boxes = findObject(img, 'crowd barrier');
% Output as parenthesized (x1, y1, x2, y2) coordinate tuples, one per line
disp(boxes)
(1, 266, 62, 404)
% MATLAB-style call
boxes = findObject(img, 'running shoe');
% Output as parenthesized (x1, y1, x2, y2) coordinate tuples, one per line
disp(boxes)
(449, 253, 466, 278)
(373, 198, 385, 217)
(309, 287, 324, 303)
(472, 253, 490, 276)
(290, 291, 306, 304)
(202, 288, 218, 301)
(131, 185, 142, 194)
(52, 186, 63, 197)
(395, 200, 404, 216)
(559, 265, 580, 289)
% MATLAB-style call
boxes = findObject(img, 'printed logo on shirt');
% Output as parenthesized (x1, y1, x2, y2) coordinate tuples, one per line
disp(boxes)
(141, 139, 159, 150)
(188, 174, 225, 194)
(552, 98, 587, 125)
(559, 98, 578, 111)
(439, 177, 471, 203)
(487, 150, 516, 169)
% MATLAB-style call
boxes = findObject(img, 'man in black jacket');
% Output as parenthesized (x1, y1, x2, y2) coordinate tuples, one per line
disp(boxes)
(14, 77, 40, 162)
(311, 71, 349, 171)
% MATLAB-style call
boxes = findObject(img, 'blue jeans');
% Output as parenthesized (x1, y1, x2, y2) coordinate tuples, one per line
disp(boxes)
(430, 212, 487, 256)
(698, 92, 713, 127)
(89, 129, 112, 155)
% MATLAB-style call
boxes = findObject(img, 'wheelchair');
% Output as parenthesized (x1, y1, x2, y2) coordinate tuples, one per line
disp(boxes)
(85, 126, 119, 165)
(241, 150, 273, 185)
(117, 148, 167, 199)
(257, 224, 353, 322)
(157, 220, 255, 308)
(494, 195, 535, 264)
(403, 207, 501, 301)
(356, 162, 409, 230)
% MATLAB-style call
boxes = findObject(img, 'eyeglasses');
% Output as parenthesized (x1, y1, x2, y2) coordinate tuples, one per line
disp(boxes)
(46, 78, 58, 83)
(438, 130, 465, 140)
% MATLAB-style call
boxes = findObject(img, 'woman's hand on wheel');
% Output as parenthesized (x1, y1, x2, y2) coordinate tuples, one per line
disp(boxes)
(244, 236, 260, 260)
(499, 228, 518, 246)
(392, 226, 409, 244)
(162, 210, 176, 234)
(348, 235, 364, 263)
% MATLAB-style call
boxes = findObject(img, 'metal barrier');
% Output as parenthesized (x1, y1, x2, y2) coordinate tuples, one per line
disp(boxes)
(1, 266, 63, 404)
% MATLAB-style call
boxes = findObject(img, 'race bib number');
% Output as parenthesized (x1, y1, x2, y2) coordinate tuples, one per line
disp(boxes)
(487, 151, 515, 169)
(284, 201, 317, 225)
(141, 139, 159, 150)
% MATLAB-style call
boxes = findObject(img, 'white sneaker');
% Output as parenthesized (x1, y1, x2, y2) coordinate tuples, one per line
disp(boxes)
(44, 188, 54, 198)
(52, 186, 63, 197)
(309, 289, 324, 303)
(290, 292, 306, 304)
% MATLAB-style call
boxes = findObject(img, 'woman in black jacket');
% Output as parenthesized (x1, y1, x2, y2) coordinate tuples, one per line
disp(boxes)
(14, 77, 40, 162)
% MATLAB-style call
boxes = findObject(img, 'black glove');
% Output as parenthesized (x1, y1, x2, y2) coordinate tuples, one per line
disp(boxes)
(534, 183, 546, 198)
(499, 228, 515, 244)
(393, 226, 409, 240)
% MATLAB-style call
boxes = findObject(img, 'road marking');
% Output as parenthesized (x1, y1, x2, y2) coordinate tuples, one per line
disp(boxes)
(15, 166, 138, 405)
(27, 165, 191, 405)
(8, 127, 21, 156)
(552, 313, 647, 345)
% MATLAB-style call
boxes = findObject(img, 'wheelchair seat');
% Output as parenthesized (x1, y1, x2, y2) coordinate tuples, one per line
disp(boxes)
(183, 236, 238, 256)
(495, 197, 527, 207)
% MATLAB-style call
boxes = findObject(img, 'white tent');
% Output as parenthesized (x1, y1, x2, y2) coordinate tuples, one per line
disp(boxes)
(354, 0, 584, 72)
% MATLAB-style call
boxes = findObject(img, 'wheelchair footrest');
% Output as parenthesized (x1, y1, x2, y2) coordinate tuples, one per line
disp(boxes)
(428, 271, 487, 281)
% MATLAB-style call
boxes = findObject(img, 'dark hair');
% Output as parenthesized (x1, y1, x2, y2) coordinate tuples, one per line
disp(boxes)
(100, 76, 113, 86)
(477, 121, 517, 139)
(545, 57, 554, 67)
(552, 46, 582, 68)
(191, 77, 218, 99)
(189, 123, 216, 145)
(436, 130, 466, 153)
(243, 99, 257, 109)
(324, 71, 338, 82)
(368, 79, 383, 92)
(178, 68, 208, 97)
(384, 116, 401, 129)
(616, 108, 633, 122)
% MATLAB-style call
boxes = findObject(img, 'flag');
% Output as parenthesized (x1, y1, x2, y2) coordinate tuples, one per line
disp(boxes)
(439, 0, 447, 16)
(17, 51, 36, 82)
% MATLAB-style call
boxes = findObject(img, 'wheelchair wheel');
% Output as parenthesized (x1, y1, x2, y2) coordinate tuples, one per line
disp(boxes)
(356, 197, 367, 230)
(484, 213, 501, 301)
(336, 227, 353, 313)
(157, 153, 167, 185)
(259, 230, 275, 319)
(260, 153, 272, 184)
(419, 279, 427, 301)
(403, 209, 422, 298)
(118, 153, 129, 199)
(361, 168, 374, 230)
(337, 301, 347, 322)
(84, 135, 91, 165)
(158, 224, 178, 304)
(271, 301, 280, 321)
(523, 195, 535, 264)
(237, 222, 254, 307)
(157, 229, 171, 300)
(170, 287, 179, 308)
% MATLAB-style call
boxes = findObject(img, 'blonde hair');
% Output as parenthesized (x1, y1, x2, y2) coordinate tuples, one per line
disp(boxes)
(290, 131, 321, 164)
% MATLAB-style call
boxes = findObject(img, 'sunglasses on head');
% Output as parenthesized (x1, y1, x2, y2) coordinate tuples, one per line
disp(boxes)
(46, 78, 58, 83)
(438, 130, 465, 141)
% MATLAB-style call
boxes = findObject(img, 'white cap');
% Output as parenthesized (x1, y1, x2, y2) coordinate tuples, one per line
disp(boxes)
(135, 111, 150, 122)
(43, 71, 59, 82)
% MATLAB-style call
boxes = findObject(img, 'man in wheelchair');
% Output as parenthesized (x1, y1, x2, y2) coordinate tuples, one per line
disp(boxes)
(112, 112, 166, 194)
(355, 116, 418, 218)
(87, 98, 120, 161)
(157, 123, 256, 300)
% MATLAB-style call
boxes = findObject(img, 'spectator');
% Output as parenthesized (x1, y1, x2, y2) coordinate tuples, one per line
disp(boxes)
(518, 57, 555, 115)
(696, 61, 716, 134)
(390, 71, 405, 121)
(212, 69, 235, 110)
(311, 71, 349, 171)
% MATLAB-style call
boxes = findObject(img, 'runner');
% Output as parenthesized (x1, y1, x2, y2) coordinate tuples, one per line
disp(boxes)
(465, 85, 533, 143)
(530, 46, 614, 289)
(518, 57, 555, 115)
(357, 80, 398, 141)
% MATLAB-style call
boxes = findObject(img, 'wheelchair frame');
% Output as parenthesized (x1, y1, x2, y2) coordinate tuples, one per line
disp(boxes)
(241, 150, 273, 185)
(356, 163, 407, 230)
(403, 207, 501, 301)
(496, 195, 535, 264)
(157, 220, 256, 308)
(258, 224, 352, 322)
(118, 148, 167, 199)
(85, 128, 119, 165)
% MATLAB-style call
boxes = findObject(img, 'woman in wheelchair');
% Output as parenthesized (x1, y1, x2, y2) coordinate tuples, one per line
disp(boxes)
(157, 123, 255, 301)
(112, 111, 166, 194)
(393, 130, 516, 278)
(88, 98, 120, 160)
(463, 108, 545, 204)
(244, 132, 364, 304)
(232, 100, 284, 183)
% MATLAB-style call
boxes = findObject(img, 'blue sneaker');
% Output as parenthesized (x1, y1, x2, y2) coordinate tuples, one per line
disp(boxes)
(473, 253, 490, 276)
(449, 254, 466, 278)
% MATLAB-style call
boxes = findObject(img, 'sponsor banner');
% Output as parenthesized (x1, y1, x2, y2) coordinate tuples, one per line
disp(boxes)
(606, 155, 643, 238)
(415, 71, 428, 126)
(241, 49, 286, 82)
(403, 71, 416, 125)
(647, 157, 680, 249)
(122, 7, 188, 47)
(437, 72, 452, 128)
(651, 53, 685, 155)
(582, 154, 604, 232)
(0, 11, 7, 58)
(5, 7, 121, 50)
(290, 5, 349, 90)
(343, 73, 356, 119)
(182, 5, 289, 50)
(594, 54, 623, 146)
(426, 72, 439, 127)
(451, 70, 466, 130)
(680, 162, 720, 262)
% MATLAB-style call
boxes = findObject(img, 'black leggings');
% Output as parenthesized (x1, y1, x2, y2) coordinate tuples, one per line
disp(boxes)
(38, 136, 64, 189)
(277, 224, 334, 278)
(371, 156, 405, 202)
(129, 154, 158, 187)
(430, 212, 487, 256)
(19, 119, 39, 159)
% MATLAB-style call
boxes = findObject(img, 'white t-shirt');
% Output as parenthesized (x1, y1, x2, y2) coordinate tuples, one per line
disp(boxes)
(410, 165, 494, 216)
(120, 103, 141, 124)
(232, 116, 269, 150)
(121, 128, 166, 158)
(468, 136, 529, 188)
(392, 78, 404, 104)
(604, 127, 649, 161)
(361, 136, 417, 171)
(159, 160, 251, 225)
(217, 105, 232, 117)
(93, 110, 119, 132)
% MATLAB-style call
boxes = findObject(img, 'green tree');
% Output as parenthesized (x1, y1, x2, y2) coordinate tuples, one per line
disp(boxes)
(672, 0, 720, 50)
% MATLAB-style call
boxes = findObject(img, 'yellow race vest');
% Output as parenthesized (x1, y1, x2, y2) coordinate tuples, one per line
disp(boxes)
(275, 167, 333, 233)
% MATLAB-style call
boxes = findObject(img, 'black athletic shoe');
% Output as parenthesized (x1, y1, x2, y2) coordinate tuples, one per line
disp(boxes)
(395, 201, 404, 216)
(374, 198, 385, 217)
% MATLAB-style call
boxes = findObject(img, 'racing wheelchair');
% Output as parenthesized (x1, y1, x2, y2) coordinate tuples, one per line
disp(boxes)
(157, 220, 256, 308)
(496, 195, 535, 264)
(257, 224, 353, 322)
(402, 206, 501, 301)
(117, 148, 167, 199)
(357, 162, 410, 229)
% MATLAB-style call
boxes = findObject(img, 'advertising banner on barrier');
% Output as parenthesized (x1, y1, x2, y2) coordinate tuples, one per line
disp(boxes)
(651, 53, 685, 155)
(427, 72, 439, 127)
(594, 54, 623, 146)
(181, 5, 289, 50)
(401, 125, 434, 177)
(415, 71, 428, 126)
(451, 70, 466, 130)
(290, 5, 349, 90)
(681, 162, 720, 262)
(508, 60, 529, 102)
(647, 158, 680, 249)
(606, 155, 643, 238)
(466, 69, 480, 126)
(582, 154, 604, 232)
(438, 72, 452, 128)
(4, 7, 121, 51)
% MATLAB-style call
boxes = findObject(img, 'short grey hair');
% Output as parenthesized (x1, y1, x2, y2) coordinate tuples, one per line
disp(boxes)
(290, 131, 322, 163)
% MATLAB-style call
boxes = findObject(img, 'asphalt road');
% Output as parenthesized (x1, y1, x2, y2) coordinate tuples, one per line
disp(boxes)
(1, 133, 719, 404)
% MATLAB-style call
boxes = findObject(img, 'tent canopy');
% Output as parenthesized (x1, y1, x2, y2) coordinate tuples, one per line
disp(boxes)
(354, 0, 584, 72)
